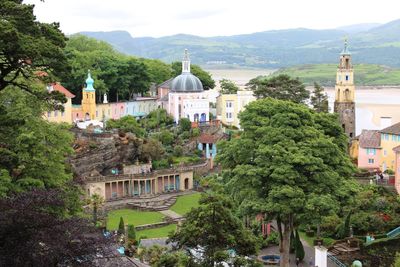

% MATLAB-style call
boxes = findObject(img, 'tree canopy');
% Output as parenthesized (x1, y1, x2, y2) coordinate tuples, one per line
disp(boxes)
(216, 98, 355, 267)
(0, 0, 68, 92)
(247, 74, 310, 104)
(310, 82, 329, 113)
(169, 193, 258, 266)
(219, 78, 239, 94)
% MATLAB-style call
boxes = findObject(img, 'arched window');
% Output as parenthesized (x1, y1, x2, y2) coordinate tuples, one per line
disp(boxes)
(344, 89, 350, 101)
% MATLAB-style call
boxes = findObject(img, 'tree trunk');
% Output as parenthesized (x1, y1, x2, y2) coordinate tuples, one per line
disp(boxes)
(93, 205, 97, 224)
(317, 223, 321, 238)
(280, 221, 291, 267)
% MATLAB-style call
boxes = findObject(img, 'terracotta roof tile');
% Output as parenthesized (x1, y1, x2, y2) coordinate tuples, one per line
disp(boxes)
(359, 130, 381, 148)
(198, 133, 225, 144)
(380, 122, 400, 135)
(51, 82, 75, 98)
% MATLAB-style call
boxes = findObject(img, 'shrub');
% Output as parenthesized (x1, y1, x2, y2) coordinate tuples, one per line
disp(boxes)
(295, 229, 305, 261)
(173, 145, 183, 157)
(192, 128, 200, 137)
(180, 131, 190, 140)
(118, 217, 125, 234)
(128, 224, 136, 241)
(266, 231, 279, 246)
(384, 169, 395, 175)
(179, 118, 192, 132)
(321, 214, 342, 237)
(157, 130, 174, 146)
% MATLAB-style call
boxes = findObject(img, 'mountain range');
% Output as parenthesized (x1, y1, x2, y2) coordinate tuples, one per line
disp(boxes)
(78, 19, 400, 68)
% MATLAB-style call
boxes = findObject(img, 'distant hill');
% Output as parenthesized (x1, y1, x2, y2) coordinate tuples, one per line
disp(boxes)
(78, 19, 400, 68)
(273, 64, 400, 86)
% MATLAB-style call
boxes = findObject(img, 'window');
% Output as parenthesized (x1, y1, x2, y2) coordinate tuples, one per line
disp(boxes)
(366, 148, 376, 155)
(384, 150, 387, 156)
(54, 110, 58, 117)
(47, 111, 51, 117)
(381, 134, 385, 140)
(345, 75, 349, 81)
(226, 112, 232, 119)
(386, 134, 389, 140)
(226, 101, 233, 108)
(368, 159, 374, 164)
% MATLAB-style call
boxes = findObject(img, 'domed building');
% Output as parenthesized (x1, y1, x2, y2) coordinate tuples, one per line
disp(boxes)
(167, 49, 210, 123)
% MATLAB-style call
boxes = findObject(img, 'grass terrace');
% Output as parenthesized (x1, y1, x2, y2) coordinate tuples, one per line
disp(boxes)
(107, 209, 165, 230)
(170, 192, 201, 215)
(137, 224, 178, 239)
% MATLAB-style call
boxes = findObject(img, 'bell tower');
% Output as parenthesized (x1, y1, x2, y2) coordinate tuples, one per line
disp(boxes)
(334, 39, 356, 138)
(81, 70, 96, 121)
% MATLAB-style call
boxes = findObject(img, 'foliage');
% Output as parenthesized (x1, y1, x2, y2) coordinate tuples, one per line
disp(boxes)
(127, 224, 136, 241)
(140, 138, 165, 161)
(173, 145, 184, 157)
(216, 98, 354, 266)
(0, 189, 107, 266)
(247, 74, 310, 104)
(156, 130, 175, 146)
(0, 88, 74, 194)
(294, 229, 305, 261)
(393, 252, 400, 267)
(310, 82, 329, 113)
(141, 109, 174, 130)
(266, 231, 280, 246)
(106, 115, 145, 137)
(142, 245, 166, 266)
(87, 193, 104, 224)
(192, 127, 201, 137)
(169, 193, 258, 266)
(152, 158, 171, 170)
(118, 216, 125, 234)
(220, 78, 239, 94)
(154, 251, 191, 267)
(62, 35, 165, 103)
(0, 0, 68, 93)
(179, 118, 192, 132)
(172, 61, 215, 90)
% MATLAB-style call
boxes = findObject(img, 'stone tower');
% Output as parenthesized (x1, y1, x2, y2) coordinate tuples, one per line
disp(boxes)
(81, 70, 96, 121)
(334, 40, 356, 138)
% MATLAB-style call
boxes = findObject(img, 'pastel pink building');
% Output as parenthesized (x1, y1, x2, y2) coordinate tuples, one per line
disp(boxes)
(111, 102, 126, 120)
(358, 130, 381, 170)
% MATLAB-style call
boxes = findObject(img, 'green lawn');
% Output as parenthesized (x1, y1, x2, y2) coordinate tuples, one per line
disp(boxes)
(273, 63, 400, 86)
(106, 209, 165, 230)
(137, 224, 177, 239)
(299, 231, 336, 247)
(170, 193, 201, 215)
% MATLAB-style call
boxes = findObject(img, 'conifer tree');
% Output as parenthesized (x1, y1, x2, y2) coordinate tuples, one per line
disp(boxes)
(311, 82, 329, 113)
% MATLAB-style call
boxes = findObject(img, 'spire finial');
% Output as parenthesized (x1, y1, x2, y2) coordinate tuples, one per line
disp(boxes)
(182, 49, 190, 73)
(341, 37, 351, 55)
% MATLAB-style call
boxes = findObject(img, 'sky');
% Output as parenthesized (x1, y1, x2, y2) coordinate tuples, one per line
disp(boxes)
(25, 0, 400, 38)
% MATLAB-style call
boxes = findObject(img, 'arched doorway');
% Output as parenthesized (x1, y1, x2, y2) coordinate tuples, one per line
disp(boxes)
(200, 113, 206, 122)
(184, 178, 189, 190)
(194, 113, 199, 122)
(85, 113, 90, 121)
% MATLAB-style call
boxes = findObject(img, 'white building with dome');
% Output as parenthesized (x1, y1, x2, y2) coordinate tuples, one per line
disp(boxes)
(168, 50, 210, 123)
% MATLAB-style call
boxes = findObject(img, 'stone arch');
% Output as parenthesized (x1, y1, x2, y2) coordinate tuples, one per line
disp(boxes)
(344, 88, 350, 101)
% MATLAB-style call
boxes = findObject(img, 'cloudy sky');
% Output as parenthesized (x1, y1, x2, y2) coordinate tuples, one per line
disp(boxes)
(25, 0, 399, 37)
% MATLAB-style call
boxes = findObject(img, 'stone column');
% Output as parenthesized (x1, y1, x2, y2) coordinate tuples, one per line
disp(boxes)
(138, 180, 141, 196)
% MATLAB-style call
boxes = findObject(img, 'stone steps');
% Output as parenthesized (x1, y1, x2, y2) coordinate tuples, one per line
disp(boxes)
(127, 196, 178, 211)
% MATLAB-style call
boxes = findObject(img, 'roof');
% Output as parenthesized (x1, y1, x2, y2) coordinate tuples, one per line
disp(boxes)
(380, 122, 400, 135)
(393, 145, 400, 152)
(50, 82, 75, 98)
(198, 133, 225, 144)
(171, 73, 203, 92)
(157, 78, 174, 89)
(359, 130, 381, 148)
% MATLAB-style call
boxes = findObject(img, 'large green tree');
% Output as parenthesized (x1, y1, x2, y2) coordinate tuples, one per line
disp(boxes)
(0, 0, 67, 92)
(169, 193, 258, 266)
(0, 87, 73, 194)
(220, 78, 239, 94)
(216, 98, 354, 267)
(247, 74, 309, 104)
(310, 82, 329, 113)
(171, 61, 215, 90)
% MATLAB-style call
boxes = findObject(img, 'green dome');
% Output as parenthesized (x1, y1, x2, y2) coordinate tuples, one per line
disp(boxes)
(84, 70, 95, 92)
(351, 260, 362, 267)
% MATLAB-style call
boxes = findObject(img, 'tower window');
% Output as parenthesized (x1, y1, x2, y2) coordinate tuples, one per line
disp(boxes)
(345, 75, 349, 81)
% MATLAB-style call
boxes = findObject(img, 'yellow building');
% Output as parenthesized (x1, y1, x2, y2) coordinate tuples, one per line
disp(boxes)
(379, 122, 400, 171)
(81, 71, 96, 121)
(216, 90, 256, 129)
(43, 82, 75, 124)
